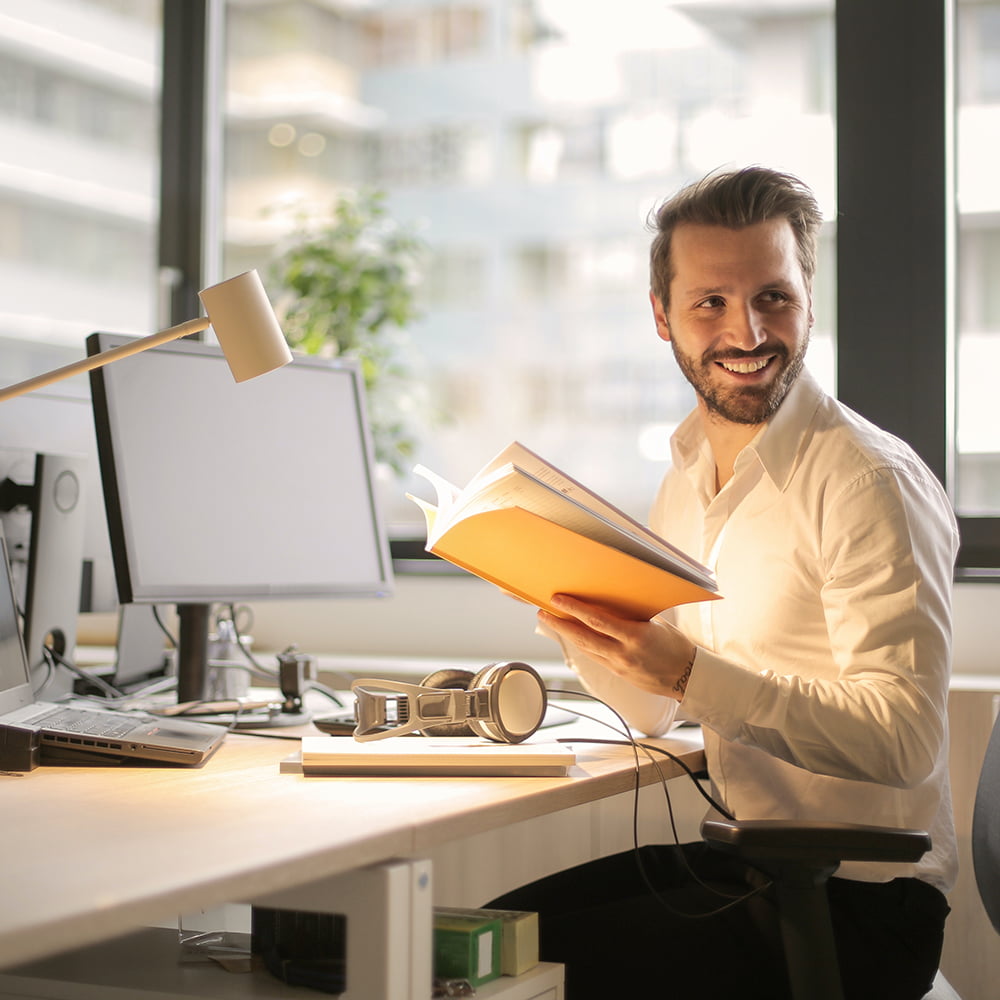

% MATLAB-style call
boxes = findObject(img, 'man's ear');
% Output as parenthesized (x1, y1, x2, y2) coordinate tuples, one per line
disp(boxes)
(650, 291, 671, 343)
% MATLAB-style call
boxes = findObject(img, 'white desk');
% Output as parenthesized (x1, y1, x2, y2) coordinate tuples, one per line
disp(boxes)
(0, 719, 706, 998)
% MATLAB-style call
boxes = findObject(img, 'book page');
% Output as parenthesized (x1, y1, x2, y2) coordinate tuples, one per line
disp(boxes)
(411, 463, 520, 544)
(412, 464, 463, 511)
(496, 442, 711, 580)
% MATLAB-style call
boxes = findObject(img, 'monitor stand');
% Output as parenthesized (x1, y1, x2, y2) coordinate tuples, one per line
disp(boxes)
(174, 603, 310, 727)
(176, 603, 211, 703)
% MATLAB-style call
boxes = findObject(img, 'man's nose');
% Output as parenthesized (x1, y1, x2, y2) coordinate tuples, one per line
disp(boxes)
(728, 305, 767, 350)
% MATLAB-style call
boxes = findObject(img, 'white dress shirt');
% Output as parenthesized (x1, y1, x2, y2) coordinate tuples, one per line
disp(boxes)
(555, 368, 959, 891)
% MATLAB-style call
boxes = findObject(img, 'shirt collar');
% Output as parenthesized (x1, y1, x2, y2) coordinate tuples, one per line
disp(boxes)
(670, 367, 825, 492)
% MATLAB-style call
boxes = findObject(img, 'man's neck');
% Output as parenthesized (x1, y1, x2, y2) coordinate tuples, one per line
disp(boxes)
(698, 405, 763, 492)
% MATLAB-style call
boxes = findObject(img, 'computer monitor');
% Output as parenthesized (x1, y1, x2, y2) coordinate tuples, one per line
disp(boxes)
(0, 385, 119, 697)
(87, 334, 393, 704)
(0, 450, 86, 691)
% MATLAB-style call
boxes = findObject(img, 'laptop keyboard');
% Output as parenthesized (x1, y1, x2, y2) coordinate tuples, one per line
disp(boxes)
(29, 706, 144, 740)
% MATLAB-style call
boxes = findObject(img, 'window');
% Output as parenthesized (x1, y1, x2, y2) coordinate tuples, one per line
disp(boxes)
(218, 0, 836, 535)
(0, 1, 161, 387)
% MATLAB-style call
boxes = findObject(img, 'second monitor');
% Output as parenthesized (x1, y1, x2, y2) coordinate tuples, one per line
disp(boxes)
(87, 334, 394, 704)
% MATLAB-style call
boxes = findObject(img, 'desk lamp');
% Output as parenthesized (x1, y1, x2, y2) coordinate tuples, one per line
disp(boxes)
(0, 269, 292, 403)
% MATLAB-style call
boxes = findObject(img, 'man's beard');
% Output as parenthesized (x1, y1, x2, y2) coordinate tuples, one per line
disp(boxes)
(670, 337, 808, 426)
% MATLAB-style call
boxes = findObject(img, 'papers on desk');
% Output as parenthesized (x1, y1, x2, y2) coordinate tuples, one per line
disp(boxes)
(283, 737, 576, 776)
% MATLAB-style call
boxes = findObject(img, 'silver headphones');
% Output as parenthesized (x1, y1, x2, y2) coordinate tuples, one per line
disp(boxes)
(351, 661, 547, 743)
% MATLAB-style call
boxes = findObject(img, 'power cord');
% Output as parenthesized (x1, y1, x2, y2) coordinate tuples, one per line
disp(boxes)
(41, 644, 124, 700)
(544, 687, 772, 919)
(220, 604, 343, 707)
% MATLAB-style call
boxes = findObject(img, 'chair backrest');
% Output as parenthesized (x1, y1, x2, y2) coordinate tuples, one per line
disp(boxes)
(972, 702, 1000, 935)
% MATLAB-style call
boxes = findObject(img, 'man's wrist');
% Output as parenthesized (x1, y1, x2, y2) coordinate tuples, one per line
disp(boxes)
(671, 644, 697, 700)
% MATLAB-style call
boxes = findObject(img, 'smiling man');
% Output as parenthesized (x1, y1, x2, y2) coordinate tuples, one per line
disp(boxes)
(489, 168, 959, 1000)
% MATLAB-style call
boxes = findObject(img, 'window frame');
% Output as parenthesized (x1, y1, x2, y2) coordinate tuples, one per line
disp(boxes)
(836, 0, 997, 579)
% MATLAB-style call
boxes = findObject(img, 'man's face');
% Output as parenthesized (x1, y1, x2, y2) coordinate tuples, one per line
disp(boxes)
(651, 218, 813, 426)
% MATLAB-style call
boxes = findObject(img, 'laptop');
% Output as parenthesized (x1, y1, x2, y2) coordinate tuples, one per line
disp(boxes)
(0, 531, 225, 771)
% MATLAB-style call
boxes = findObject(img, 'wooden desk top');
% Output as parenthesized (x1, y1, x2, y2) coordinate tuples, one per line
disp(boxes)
(0, 721, 704, 970)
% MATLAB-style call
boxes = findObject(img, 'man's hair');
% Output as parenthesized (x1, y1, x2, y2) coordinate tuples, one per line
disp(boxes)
(648, 166, 823, 306)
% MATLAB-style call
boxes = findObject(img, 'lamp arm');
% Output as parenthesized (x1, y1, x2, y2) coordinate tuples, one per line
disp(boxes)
(0, 317, 211, 403)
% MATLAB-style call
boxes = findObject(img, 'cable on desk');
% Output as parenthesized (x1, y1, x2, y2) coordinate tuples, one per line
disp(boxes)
(544, 687, 770, 920)
(42, 644, 125, 700)
(221, 604, 344, 708)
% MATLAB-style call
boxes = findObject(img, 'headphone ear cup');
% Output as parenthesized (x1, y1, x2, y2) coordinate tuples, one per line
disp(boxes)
(467, 662, 547, 744)
(468, 662, 500, 690)
(418, 668, 476, 737)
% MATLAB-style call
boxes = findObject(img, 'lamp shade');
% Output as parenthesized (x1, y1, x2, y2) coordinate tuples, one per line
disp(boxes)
(198, 269, 292, 382)
(0, 269, 292, 404)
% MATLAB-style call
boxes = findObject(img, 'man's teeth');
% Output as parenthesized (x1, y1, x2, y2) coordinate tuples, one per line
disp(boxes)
(721, 358, 769, 374)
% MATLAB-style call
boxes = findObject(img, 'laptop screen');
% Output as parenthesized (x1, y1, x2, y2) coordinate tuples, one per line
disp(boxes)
(0, 530, 36, 714)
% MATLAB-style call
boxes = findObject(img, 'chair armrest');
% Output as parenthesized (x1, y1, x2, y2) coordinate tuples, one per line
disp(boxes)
(701, 815, 931, 866)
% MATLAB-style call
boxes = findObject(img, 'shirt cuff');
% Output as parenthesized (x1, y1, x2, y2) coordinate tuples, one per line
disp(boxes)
(680, 646, 764, 740)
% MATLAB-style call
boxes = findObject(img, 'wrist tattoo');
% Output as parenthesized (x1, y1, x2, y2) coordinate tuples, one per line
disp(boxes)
(672, 648, 696, 698)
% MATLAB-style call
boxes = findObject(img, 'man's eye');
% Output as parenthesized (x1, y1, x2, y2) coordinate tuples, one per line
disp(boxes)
(696, 296, 725, 309)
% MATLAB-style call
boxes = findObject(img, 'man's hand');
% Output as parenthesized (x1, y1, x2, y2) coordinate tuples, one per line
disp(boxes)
(538, 595, 698, 701)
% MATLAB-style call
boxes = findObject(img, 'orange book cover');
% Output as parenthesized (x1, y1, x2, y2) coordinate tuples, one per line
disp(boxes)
(408, 442, 720, 621)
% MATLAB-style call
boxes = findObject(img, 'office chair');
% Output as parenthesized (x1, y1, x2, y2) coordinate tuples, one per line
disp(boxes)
(701, 701, 1000, 1000)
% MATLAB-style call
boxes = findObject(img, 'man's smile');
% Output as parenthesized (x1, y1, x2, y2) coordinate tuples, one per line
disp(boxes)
(717, 356, 773, 375)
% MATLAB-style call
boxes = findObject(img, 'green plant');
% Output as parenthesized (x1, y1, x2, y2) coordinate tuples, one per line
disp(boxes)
(268, 189, 427, 476)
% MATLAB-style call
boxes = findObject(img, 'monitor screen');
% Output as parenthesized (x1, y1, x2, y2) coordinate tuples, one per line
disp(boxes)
(87, 334, 393, 701)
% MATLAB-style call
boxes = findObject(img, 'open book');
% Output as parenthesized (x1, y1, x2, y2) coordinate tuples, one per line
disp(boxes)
(407, 441, 720, 621)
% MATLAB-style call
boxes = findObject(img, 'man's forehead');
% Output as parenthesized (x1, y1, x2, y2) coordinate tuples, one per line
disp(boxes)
(670, 219, 803, 283)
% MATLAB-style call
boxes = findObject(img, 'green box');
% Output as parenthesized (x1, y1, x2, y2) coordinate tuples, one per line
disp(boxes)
(433, 912, 503, 987)
(435, 907, 539, 977)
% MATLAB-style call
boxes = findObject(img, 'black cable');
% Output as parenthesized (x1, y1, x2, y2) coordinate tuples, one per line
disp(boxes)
(304, 678, 345, 708)
(226, 729, 302, 741)
(42, 644, 125, 699)
(566, 736, 735, 822)
(151, 604, 178, 648)
(546, 687, 733, 819)
(29, 649, 55, 695)
(544, 687, 771, 919)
